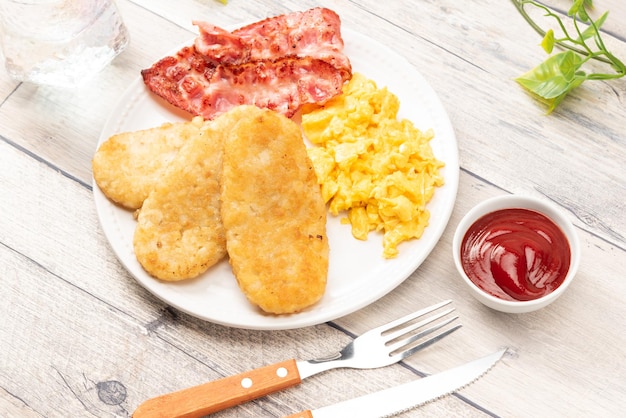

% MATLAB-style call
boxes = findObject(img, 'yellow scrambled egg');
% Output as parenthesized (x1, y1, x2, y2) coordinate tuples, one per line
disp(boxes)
(302, 73, 444, 258)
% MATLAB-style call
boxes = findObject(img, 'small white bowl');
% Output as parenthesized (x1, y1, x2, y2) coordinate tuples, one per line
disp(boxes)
(452, 194, 580, 313)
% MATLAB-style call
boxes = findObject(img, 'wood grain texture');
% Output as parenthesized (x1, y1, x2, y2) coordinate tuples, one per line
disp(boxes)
(1, 0, 625, 417)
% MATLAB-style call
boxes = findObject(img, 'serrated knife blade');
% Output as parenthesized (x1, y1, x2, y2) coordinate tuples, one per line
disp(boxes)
(284, 349, 506, 418)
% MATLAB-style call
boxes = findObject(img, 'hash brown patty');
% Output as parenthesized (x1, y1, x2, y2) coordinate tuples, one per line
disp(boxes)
(132, 120, 227, 281)
(93, 117, 206, 210)
(220, 106, 329, 314)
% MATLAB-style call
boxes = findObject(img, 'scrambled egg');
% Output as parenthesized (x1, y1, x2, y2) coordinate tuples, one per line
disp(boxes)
(302, 73, 444, 258)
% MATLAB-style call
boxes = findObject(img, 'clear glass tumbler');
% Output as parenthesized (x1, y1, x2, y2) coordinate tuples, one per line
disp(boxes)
(0, 0, 129, 87)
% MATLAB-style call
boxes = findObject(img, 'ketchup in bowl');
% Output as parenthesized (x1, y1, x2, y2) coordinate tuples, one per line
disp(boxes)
(460, 208, 571, 302)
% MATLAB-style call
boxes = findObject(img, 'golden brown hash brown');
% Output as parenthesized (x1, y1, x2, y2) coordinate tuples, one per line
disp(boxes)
(132, 119, 230, 281)
(220, 106, 329, 314)
(92, 117, 206, 210)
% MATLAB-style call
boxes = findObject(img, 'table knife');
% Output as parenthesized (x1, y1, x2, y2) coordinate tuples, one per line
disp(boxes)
(284, 349, 506, 418)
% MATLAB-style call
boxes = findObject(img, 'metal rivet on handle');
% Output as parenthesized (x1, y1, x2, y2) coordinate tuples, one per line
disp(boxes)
(276, 367, 288, 378)
(241, 377, 253, 388)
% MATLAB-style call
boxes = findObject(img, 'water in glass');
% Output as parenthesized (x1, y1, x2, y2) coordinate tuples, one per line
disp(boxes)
(0, 0, 129, 87)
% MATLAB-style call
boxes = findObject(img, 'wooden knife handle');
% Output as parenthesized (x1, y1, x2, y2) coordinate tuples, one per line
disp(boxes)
(284, 411, 314, 418)
(132, 359, 302, 418)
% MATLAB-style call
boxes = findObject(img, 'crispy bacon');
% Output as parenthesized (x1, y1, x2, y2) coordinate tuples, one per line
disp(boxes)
(193, 7, 351, 80)
(141, 8, 352, 120)
(141, 46, 345, 120)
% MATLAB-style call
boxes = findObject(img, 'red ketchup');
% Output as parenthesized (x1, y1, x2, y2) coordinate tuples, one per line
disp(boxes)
(460, 208, 571, 302)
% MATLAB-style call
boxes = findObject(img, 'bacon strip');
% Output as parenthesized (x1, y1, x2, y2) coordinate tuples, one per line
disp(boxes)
(141, 8, 352, 120)
(141, 46, 345, 120)
(193, 7, 351, 80)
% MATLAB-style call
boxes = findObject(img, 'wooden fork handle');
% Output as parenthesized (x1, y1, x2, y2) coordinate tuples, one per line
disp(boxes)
(132, 359, 302, 418)
(284, 411, 314, 418)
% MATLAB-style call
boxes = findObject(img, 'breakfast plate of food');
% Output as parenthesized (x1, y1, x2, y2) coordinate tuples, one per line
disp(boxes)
(93, 8, 458, 330)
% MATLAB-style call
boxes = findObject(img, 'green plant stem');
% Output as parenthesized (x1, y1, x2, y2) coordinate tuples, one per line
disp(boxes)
(511, 0, 613, 65)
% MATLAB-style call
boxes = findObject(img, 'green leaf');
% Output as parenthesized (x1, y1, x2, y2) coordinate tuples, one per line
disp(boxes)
(515, 51, 587, 112)
(541, 29, 555, 54)
(577, 11, 608, 42)
(569, 0, 590, 21)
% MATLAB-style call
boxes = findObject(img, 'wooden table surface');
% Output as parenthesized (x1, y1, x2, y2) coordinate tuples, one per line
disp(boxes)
(1, 0, 625, 416)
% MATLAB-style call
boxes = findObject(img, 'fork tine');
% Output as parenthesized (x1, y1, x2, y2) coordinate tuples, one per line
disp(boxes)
(386, 314, 460, 354)
(391, 323, 462, 361)
(374, 300, 453, 335)
(382, 308, 456, 343)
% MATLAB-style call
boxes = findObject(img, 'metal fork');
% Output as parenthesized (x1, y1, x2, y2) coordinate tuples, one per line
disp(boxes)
(132, 300, 461, 418)
(297, 299, 461, 378)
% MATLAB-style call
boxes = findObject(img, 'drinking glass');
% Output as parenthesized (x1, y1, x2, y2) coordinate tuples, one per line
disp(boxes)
(0, 0, 129, 87)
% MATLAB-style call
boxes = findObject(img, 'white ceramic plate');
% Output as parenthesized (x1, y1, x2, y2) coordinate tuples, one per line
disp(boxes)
(94, 28, 459, 330)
